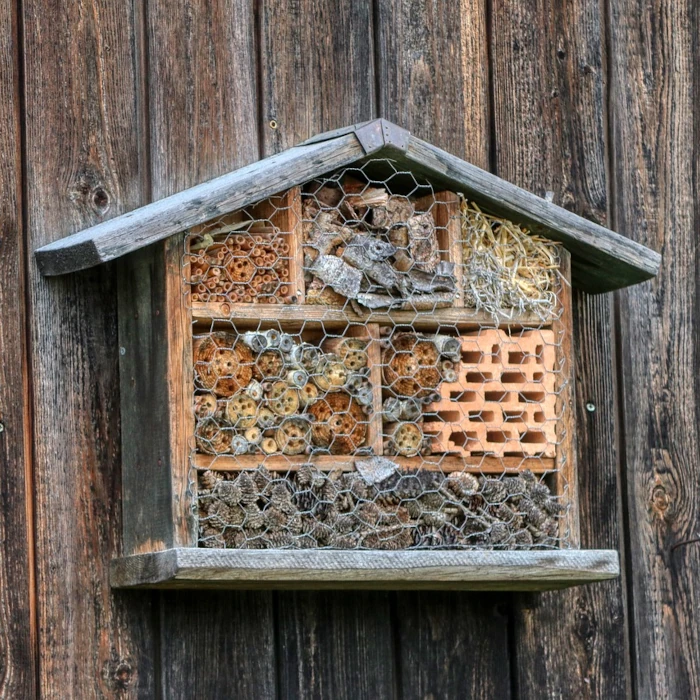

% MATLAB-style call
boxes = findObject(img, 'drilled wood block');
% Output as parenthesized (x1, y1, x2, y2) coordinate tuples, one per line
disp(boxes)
(424, 329, 558, 457)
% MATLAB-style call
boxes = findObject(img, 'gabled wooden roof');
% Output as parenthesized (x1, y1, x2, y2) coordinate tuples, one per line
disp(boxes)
(35, 119, 660, 293)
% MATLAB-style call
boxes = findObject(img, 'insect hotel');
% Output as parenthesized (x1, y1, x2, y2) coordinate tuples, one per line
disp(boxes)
(36, 120, 660, 590)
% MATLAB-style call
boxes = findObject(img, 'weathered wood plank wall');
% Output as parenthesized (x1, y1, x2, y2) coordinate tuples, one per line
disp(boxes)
(0, 0, 696, 697)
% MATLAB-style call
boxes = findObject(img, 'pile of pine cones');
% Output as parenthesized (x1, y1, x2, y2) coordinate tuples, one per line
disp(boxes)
(188, 231, 293, 304)
(198, 467, 564, 550)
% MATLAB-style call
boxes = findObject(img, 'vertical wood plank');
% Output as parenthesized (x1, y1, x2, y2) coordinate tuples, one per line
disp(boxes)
(260, 0, 376, 152)
(375, 0, 491, 167)
(551, 250, 580, 546)
(145, 1, 277, 696)
(160, 591, 276, 699)
(276, 592, 396, 700)
(610, 0, 700, 696)
(394, 593, 510, 700)
(490, 0, 631, 696)
(22, 0, 156, 694)
(0, 0, 37, 696)
(259, 4, 397, 697)
(377, 3, 513, 698)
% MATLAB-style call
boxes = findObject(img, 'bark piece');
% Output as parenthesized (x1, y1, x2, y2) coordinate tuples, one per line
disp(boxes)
(309, 254, 363, 299)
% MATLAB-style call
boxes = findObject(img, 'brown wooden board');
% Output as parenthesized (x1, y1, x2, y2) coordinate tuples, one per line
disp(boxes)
(0, 0, 37, 695)
(143, 0, 278, 696)
(22, 0, 157, 695)
(611, 0, 700, 696)
(118, 234, 195, 554)
(490, 0, 632, 696)
(276, 591, 396, 699)
(394, 593, 511, 700)
(159, 591, 277, 699)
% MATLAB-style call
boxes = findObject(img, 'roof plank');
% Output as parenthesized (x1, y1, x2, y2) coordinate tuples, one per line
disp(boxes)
(35, 134, 366, 276)
(34, 119, 661, 292)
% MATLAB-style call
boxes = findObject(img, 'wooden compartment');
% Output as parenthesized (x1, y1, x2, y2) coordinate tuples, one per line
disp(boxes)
(186, 187, 304, 308)
(191, 321, 383, 471)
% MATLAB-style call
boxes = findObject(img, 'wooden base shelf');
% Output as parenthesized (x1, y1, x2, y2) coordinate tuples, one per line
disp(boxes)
(191, 301, 553, 330)
(194, 453, 555, 474)
(110, 548, 619, 591)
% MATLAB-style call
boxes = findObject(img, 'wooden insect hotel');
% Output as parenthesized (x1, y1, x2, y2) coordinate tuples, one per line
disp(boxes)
(36, 120, 660, 590)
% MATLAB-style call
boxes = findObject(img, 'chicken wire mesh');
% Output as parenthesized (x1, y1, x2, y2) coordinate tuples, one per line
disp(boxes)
(184, 159, 571, 551)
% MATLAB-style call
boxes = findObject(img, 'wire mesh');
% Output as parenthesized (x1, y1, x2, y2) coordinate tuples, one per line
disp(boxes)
(184, 159, 571, 551)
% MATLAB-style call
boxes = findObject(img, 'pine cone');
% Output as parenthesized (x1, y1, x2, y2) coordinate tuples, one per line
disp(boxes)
(447, 472, 479, 498)
(236, 472, 258, 505)
(214, 480, 242, 506)
(199, 469, 220, 491)
(479, 477, 507, 504)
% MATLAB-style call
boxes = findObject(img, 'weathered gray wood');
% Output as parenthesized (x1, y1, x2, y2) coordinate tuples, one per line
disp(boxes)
(276, 591, 397, 700)
(111, 548, 619, 590)
(490, 1, 633, 696)
(258, 9, 399, 700)
(118, 235, 195, 555)
(611, 0, 700, 697)
(144, 2, 279, 698)
(22, 0, 156, 694)
(159, 591, 276, 699)
(35, 136, 366, 275)
(374, 9, 514, 697)
(0, 0, 37, 695)
(394, 592, 511, 700)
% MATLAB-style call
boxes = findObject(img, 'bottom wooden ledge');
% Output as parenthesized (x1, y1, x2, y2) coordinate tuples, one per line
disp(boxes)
(110, 548, 619, 591)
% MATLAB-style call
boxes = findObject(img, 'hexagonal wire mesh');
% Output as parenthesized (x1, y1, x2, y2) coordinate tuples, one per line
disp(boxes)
(184, 159, 571, 551)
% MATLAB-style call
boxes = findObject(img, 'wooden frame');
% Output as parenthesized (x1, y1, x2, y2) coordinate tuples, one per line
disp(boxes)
(110, 548, 619, 591)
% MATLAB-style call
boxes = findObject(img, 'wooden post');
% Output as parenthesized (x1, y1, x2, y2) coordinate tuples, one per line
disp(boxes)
(552, 249, 580, 547)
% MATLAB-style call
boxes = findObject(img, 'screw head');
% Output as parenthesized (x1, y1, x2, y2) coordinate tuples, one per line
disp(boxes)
(0, 421, 5, 433)
(586, 402, 596, 412)
(120, 347, 126, 356)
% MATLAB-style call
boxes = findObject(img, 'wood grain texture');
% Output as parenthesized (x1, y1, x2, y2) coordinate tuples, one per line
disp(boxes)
(375, 4, 516, 698)
(118, 234, 196, 555)
(110, 548, 619, 589)
(395, 593, 511, 700)
(35, 137, 366, 275)
(0, 0, 36, 696)
(276, 592, 396, 700)
(260, 0, 375, 153)
(490, 0, 631, 696)
(610, 0, 700, 697)
(22, 0, 156, 694)
(395, 137, 660, 293)
(375, 0, 490, 168)
(159, 591, 276, 699)
(144, 1, 278, 697)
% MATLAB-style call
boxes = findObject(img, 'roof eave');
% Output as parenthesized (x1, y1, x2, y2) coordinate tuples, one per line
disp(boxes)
(35, 119, 660, 293)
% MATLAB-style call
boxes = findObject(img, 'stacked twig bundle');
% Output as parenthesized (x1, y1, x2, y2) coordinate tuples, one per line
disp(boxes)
(188, 225, 293, 304)
(198, 467, 564, 550)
